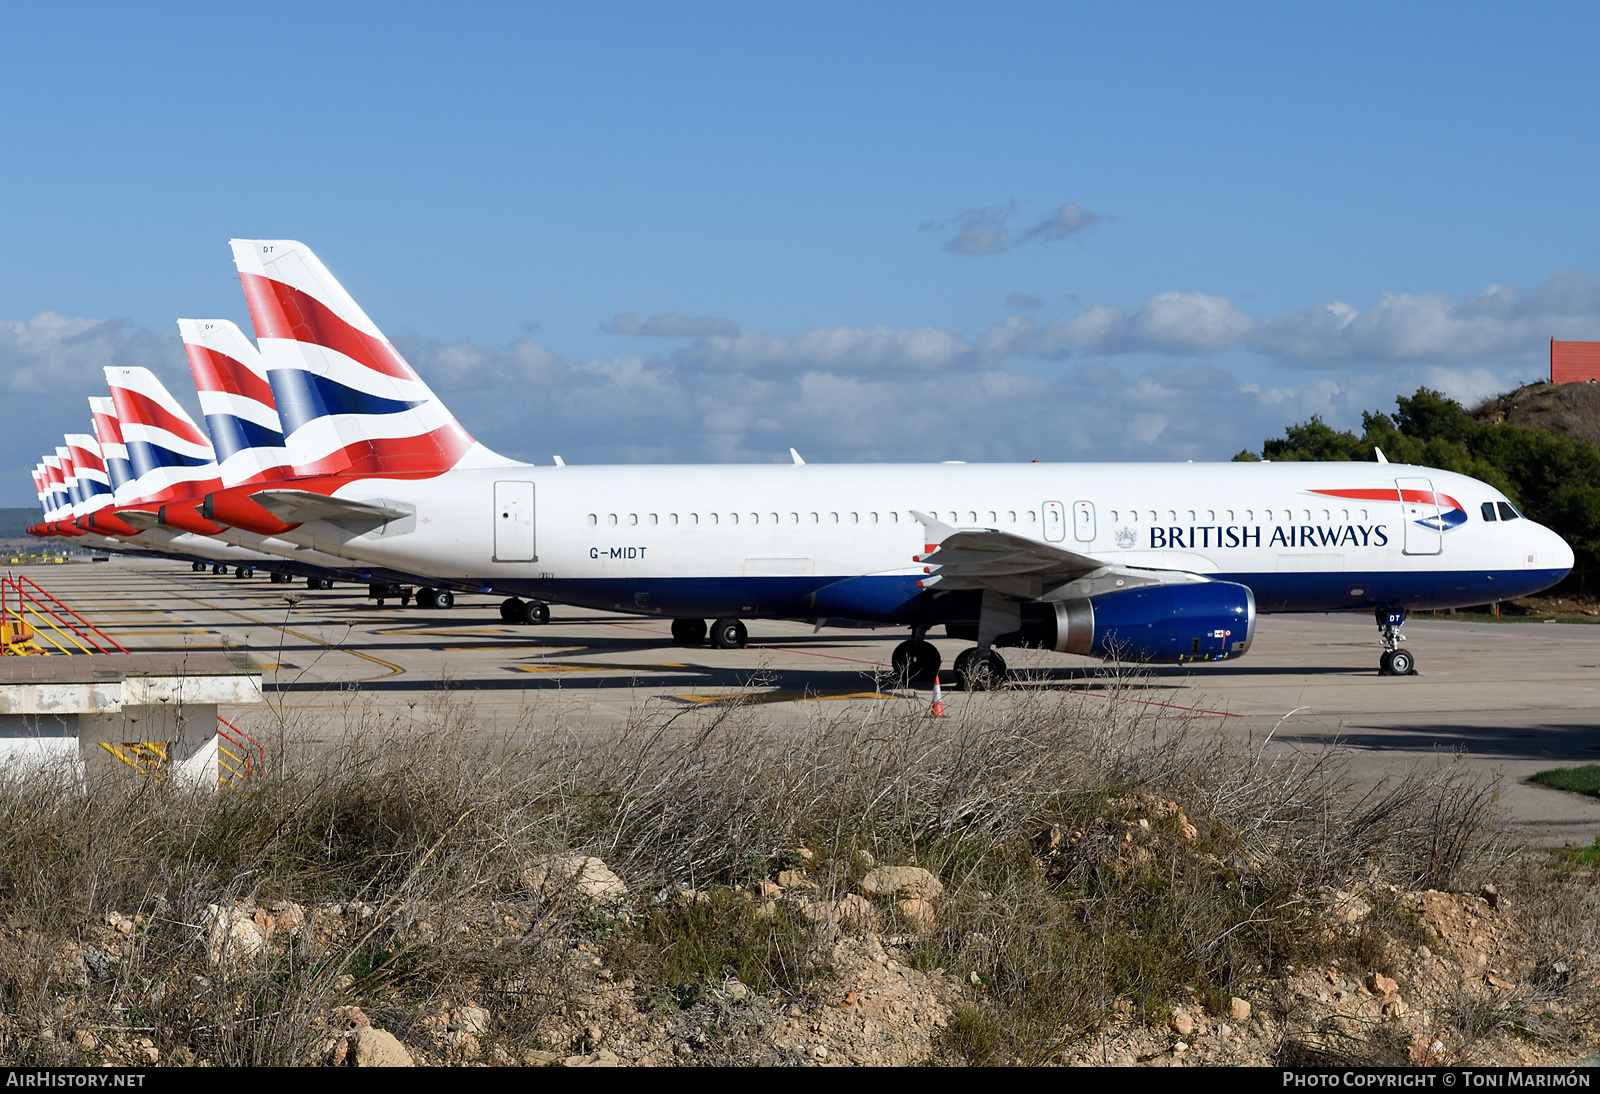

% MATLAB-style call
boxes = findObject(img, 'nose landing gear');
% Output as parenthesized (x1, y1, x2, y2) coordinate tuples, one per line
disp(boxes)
(1376, 607, 1416, 676)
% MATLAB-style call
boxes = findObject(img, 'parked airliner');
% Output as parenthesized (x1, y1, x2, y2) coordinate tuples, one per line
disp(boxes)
(118, 238, 1569, 686)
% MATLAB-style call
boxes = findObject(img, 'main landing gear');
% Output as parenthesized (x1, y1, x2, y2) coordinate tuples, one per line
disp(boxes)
(890, 637, 941, 683)
(499, 597, 549, 624)
(953, 647, 1007, 691)
(1376, 607, 1416, 676)
(667, 617, 745, 648)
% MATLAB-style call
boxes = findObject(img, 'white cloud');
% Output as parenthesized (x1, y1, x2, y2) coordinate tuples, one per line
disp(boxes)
(1019, 202, 1101, 243)
(1248, 270, 1600, 367)
(0, 313, 198, 507)
(603, 311, 740, 337)
(1042, 292, 1254, 357)
(922, 200, 1102, 256)
(675, 325, 977, 374)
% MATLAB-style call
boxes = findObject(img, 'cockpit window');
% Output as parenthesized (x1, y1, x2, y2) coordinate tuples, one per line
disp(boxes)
(1497, 502, 1520, 521)
(1480, 502, 1497, 522)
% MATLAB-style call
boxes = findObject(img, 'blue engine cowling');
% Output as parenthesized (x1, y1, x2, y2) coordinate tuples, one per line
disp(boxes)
(990, 581, 1257, 663)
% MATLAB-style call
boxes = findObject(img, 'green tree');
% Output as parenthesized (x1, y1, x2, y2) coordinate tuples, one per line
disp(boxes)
(1244, 386, 1600, 590)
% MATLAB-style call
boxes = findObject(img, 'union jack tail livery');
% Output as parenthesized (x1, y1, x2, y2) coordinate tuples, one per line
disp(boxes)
(104, 366, 222, 504)
(42, 455, 69, 518)
(229, 239, 509, 478)
(179, 319, 295, 489)
(89, 396, 136, 503)
(64, 433, 113, 513)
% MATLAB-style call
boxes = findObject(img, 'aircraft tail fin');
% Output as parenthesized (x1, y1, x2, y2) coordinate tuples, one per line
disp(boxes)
(64, 433, 113, 513)
(89, 397, 137, 504)
(229, 239, 511, 476)
(104, 366, 221, 504)
(179, 318, 296, 488)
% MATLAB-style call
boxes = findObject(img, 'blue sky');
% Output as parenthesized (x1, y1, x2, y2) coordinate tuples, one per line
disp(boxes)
(4, 2, 1600, 504)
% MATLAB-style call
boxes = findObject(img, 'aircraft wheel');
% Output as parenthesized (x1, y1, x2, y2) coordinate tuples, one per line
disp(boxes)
(434, 589, 454, 609)
(500, 597, 523, 621)
(710, 617, 747, 649)
(305, 576, 319, 589)
(213, 563, 227, 575)
(236, 565, 254, 579)
(891, 639, 941, 683)
(1382, 649, 1415, 676)
(191, 561, 205, 572)
(954, 647, 1007, 691)
(518, 599, 549, 624)
(416, 587, 438, 609)
(671, 618, 707, 645)
(321, 578, 336, 590)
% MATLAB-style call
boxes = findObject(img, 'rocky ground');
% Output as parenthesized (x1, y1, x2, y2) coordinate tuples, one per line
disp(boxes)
(11, 845, 1594, 1068)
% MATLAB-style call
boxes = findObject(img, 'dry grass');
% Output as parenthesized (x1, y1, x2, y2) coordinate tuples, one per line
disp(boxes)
(0, 668, 1583, 1066)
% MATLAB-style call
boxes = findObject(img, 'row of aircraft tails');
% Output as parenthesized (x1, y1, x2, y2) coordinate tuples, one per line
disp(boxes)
(28, 241, 1576, 684)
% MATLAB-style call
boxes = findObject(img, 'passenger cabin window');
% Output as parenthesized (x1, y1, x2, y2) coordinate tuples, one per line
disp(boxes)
(967, 511, 977, 523)
(986, 511, 996, 523)
(1008, 511, 1017, 522)
(850, 512, 859, 523)
(809, 512, 819, 523)
(628, 514, 638, 525)
(1498, 502, 1520, 521)
(669, 514, 678, 525)
(1481, 502, 1497, 521)
(869, 512, 878, 523)
(710, 513, 719, 524)
(1109, 510, 1119, 521)
(586, 514, 597, 526)
(649, 514, 658, 525)
(830, 513, 839, 523)
(1186, 510, 1195, 521)
(789, 512, 798, 523)
(607, 514, 618, 526)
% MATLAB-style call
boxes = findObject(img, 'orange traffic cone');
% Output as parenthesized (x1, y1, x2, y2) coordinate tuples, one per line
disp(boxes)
(929, 674, 946, 718)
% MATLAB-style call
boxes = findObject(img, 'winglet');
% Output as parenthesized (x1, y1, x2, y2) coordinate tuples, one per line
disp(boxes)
(790, 448, 805, 465)
(1375, 447, 1389, 464)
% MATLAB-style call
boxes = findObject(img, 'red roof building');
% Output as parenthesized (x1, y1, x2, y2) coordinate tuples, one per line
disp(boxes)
(1552, 340, 1600, 383)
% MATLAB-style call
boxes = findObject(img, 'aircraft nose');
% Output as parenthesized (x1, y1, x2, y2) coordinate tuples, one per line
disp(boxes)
(1549, 524, 1576, 574)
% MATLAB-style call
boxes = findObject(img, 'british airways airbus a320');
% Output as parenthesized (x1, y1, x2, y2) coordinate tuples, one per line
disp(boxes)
(32, 240, 1575, 687)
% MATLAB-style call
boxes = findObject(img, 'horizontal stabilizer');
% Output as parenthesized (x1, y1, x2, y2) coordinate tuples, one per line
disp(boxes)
(248, 489, 413, 526)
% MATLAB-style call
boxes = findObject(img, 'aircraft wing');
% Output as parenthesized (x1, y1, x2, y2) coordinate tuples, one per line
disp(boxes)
(912, 511, 1210, 601)
(248, 489, 413, 526)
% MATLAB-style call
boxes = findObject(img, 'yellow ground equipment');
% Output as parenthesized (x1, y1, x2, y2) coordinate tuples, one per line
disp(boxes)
(0, 572, 128, 656)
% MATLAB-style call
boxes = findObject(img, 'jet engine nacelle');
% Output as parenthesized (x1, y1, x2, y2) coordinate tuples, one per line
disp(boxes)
(952, 581, 1257, 663)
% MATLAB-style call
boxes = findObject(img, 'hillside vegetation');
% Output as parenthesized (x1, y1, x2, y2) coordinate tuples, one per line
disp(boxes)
(0, 685, 1595, 1067)
(1235, 384, 1600, 592)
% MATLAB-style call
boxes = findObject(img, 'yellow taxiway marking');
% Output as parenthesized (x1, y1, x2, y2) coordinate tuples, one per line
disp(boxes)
(377, 627, 532, 636)
(106, 626, 212, 636)
(673, 690, 891, 706)
(512, 662, 690, 674)
(162, 589, 406, 680)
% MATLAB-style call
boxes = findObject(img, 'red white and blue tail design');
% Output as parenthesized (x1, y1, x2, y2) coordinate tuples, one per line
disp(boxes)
(64, 433, 113, 514)
(89, 397, 137, 504)
(56, 446, 83, 516)
(178, 318, 295, 489)
(229, 239, 513, 477)
(42, 456, 70, 519)
(104, 366, 222, 504)
(33, 467, 50, 518)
